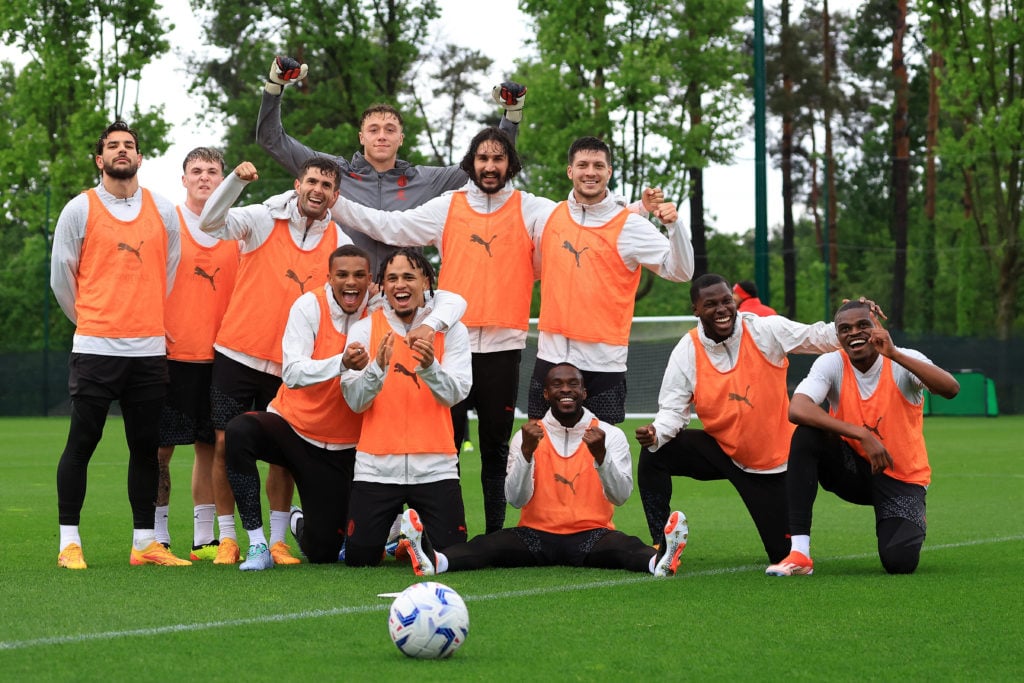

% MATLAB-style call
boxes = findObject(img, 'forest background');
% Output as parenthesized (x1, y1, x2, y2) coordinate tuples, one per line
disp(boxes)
(0, 0, 1020, 409)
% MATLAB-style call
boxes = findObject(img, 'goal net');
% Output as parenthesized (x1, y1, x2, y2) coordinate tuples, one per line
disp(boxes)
(514, 315, 698, 419)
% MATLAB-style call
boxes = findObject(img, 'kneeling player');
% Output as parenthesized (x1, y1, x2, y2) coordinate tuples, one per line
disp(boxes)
(398, 363, 688, 577)
(766, 301, 959, 576)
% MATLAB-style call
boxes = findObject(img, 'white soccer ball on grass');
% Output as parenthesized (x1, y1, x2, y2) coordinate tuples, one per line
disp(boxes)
(388, 581, 469, 659)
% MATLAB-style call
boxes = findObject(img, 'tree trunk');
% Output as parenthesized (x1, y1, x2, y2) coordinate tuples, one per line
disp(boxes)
(823, 1, 838, 285)
(890, 0, 910, 330)
(688, 81, 708, 276)
(780, 0, 797, 318)
(923, 50, 942, 332)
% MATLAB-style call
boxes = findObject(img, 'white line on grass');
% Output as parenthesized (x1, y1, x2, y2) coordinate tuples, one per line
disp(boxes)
(2, 534, 1020, 651)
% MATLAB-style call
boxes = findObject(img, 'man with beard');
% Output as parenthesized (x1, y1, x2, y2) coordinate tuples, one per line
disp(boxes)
(51, 120, 190, 569)
(198, 156, 354, 566)
(224, 245, 466, 570)
(396, 363, 690, 578)
(527, 136, 693, 427)
(328, 127, 554, 535)
(256, 56, 527, 272)
(766, 301, 958, 576)
(341, 249, 473, 567)
(635, 273, 842, 565)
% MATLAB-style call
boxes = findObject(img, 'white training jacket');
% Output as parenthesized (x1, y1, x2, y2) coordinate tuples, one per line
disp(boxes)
(649, 312, 840, 468)
(199, 172, 353, 376)
(506, 407, 633, 509)
(342, 300, 472, 484)
(51, 184, 181, 357)
(330, 180, 556, 353)
(535, 189, 695, 373)
(276, 284, 467, 451)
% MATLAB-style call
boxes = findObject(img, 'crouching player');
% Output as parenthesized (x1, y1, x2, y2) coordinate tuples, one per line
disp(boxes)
(398, 363, 689, 577)
(766, 301, 959, 576)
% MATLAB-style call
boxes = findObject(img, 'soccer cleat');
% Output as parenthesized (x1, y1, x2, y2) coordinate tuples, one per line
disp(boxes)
(130, 541, 193, 566)
(239, 543, 274, 571)
(269, 541, 301, 565)
(189, 541, 220, 561)
(765, 550, 814, 576)
(289, 505, 304, 544)
(398, 508, 436, 576)
(213, 537, 241, 565)
(384, 513, 403, 557)
(653, 511, 688, 577)
(58, 543, 87, 570)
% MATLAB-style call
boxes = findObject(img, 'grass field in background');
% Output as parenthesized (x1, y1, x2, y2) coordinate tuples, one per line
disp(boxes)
(0, 416, 1021, 681)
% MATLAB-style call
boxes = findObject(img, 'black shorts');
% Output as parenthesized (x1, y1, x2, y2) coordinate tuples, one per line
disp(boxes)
(68, 352, 167, 403)
(528, 359, 627, 424)
(159, 360, 215, 447)
(821, 440, 928, 532)
(344, 478, 467, 566)
(210, 352, 282, 431)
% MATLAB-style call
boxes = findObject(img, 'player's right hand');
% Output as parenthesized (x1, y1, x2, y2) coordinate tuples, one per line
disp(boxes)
(520, 420, 544, 461)
(492, 81, 527, 123)
(635, 424, 657, 448)
(233, 161, 259, 182)
(265, 56, 308, 96)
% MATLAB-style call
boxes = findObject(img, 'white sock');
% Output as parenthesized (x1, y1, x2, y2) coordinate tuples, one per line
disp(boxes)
(59, 525, 81, 552)
(435, 552, 449, 574)
(218, 514, 237, 542)
(269, 510, 290, 545)
(648, 555, 657, 574)
(246, 526, 268, 549)
(193, 504, 216, 546)
(133, 529, 156, 550)
(154, 505, 170, 545)
(790, 535, 811, 557)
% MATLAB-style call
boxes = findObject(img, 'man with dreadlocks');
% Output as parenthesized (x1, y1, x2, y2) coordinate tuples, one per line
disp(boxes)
(341, 248, 472, 567)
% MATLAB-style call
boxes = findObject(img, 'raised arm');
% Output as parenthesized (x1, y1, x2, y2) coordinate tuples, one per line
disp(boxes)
(620, 206, 695, 282)
(256, 56, 344, 178)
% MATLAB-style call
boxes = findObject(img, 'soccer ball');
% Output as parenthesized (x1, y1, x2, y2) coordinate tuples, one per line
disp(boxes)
(388, 581, 469, 659)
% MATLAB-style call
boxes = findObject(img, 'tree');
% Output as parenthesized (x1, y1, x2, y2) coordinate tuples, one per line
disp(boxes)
(515, 0, 746, 287)
(923, 0, 1023, 339)
(411, 44, 494, 166)
(0, 0, 172, 351)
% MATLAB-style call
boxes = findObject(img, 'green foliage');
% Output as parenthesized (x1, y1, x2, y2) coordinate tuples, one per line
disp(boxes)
(0, 0, 172, 351)
(516, 0, 747, 204)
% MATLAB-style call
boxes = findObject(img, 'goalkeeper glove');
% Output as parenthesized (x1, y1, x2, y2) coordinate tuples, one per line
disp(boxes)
(492, 81, 527, 124)
(265, 56, 308, 96)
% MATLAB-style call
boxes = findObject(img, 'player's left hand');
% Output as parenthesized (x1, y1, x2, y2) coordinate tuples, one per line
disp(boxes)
(409, 337, 435, 368)
(653, 201, 678, 225)
(492, 81, 527, 123)
(582, 425, 606, 465)
(406, 324, 434, 347)
(866, 311, 897, 358)
(641, 187, 664, 213)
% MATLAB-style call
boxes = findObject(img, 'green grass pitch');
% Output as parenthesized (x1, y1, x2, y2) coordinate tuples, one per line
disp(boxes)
(0, 416, 1021, 680)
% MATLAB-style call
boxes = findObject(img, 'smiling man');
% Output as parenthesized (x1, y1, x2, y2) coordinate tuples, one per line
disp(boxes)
(341, 248, 472, 568)
(197, 156, 352, 566)
(329, 126, 556, 535)
(528, 136, 695, 427)
(766, 300, 959, 576)
(635, 273, 840, 565)
(395, 363, 690, 578)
